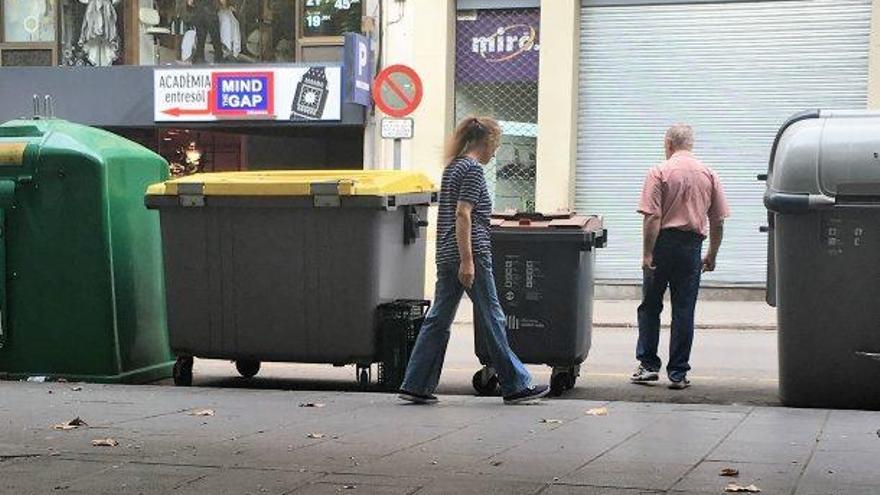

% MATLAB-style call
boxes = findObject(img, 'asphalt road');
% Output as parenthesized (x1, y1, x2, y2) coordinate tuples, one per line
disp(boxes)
(168, 326, 780, 407)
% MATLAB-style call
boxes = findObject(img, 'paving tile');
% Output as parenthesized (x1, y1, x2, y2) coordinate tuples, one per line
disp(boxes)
(797, 449, 880, 487)
(0, 457, 114, 494)
(415, 475, 544, 495)
(793, 481, 880, 495)
(173, 467, 321, 495)
(670, 460, 802, 494)
(62, 462, 217, 494)
(544, 484, 663, 494)
(292, 473, 425, 494)
(561, 460, 694, 491)
(707, 438, 816, 465)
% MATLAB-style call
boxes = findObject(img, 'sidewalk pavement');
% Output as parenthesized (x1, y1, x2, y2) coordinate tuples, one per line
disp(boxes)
(3, 381, 878, 495)
(453, 299, 777, 331)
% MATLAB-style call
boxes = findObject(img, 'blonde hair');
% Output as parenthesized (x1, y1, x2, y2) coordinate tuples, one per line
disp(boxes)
(665, 123, 695, 152)
(445, 116, 502, 164)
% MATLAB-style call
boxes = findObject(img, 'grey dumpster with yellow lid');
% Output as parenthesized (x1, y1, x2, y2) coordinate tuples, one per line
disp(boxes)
(145, 170, 436, 387)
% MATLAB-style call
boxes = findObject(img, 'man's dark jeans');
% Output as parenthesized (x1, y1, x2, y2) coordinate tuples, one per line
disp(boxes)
(637, 229, 704, 382)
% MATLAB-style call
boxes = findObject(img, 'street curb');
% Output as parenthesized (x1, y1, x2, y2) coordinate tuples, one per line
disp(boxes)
(453, 319, 776, 331)
(593, 323, 777, 331)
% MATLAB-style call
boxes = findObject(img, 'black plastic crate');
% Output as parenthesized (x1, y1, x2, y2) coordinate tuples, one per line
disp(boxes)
(376, 300, 430, 391)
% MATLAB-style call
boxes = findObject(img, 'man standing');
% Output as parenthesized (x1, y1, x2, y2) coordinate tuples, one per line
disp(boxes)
(631, 124, 729, 390)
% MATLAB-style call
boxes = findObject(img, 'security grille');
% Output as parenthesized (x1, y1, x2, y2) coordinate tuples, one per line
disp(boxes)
(576, 0, 871, 283)
(455, 8, 540, 212)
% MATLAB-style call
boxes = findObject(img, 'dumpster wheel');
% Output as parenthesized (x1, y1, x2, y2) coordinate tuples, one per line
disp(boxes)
(550, 366, 579, 397)
(173, 356, 194, 387)
(235, 360, 261, 379)
(472, 368, 500, 396)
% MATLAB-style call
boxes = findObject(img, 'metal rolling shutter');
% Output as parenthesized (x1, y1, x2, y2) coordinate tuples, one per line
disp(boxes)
(576, 0, 871, 283)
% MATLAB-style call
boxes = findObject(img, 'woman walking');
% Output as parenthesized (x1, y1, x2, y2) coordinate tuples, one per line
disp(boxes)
(398, 117, 549, 405)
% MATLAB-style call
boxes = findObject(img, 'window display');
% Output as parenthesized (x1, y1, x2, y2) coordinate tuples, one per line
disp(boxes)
(2, 0, 57, 42)
(60, 0, 125, 66)
(156, 0, 297, 64)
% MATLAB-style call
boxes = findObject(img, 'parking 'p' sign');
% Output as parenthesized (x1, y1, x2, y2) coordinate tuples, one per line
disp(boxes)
(372, 64, 423, 118)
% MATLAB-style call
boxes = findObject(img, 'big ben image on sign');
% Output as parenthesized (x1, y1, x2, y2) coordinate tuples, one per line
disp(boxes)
(291, 67, 329, 120)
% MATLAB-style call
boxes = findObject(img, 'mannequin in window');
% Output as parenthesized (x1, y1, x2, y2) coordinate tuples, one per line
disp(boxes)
(217, 0, 241, 60)
(188, 0, 224, 63)
(78, 0, 120, 66)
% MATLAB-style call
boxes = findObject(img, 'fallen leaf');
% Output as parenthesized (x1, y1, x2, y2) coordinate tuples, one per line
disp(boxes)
(91, 438, 119, 448)
(299, 402, 325, 408)
(725, 483, 761, 493)
(70, 386, 82, 392)
(307, 433, 325, 439)
(188, 409, 215, 417)
(540, 419, 564, 424)
(585, 407, 609, 416)
(720, 468, 740, 477)
(52, 417, 88, 431)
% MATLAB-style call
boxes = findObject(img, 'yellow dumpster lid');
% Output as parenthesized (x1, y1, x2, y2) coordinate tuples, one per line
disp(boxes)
(146, 170, 436, 197)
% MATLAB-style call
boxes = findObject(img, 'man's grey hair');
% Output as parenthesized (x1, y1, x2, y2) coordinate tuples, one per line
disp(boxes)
(665, 123, 694, 151)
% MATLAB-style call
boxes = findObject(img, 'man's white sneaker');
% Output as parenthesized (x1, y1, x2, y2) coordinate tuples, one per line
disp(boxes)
(630, 365, 660, 384)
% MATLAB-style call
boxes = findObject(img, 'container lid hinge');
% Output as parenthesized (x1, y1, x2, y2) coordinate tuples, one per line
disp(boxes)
(312, 181, 343, 207)
(177, 183, 205, 207)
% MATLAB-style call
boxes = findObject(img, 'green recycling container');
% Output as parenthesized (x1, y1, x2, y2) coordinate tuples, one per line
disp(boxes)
(0, 119, 173, 383)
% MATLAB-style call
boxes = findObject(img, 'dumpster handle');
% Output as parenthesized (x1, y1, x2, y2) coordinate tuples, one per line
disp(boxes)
(403, 206, 428, 245)
(764, 190, 834, 213)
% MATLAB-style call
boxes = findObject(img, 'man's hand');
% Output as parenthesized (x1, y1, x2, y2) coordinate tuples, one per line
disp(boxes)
(702, 255, 717, 273)
(459, 259, 475, 289)
(642, 254, 656, 275)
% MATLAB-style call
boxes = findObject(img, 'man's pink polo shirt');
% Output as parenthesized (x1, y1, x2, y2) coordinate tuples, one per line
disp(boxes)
(637, 150, 730, 236)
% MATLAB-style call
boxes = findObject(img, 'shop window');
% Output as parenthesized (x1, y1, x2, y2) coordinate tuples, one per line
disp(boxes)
(455, 8, 539, 212)
(59, 0, 126, 66)
(0, 0, 138, 68)
(0, 0, 58, 65)
(154, 0, 303, 64)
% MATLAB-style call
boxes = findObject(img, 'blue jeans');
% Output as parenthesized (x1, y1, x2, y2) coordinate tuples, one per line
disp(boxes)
(401, 255, 532, 397)
(636, 229, 703, 382)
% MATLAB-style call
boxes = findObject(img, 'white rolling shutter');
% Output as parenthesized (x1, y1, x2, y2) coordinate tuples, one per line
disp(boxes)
(576, 0, 871, 283)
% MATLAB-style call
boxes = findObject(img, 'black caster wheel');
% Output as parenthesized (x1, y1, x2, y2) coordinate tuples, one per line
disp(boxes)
(550, 372, 577, 397)
(357, 366, 371, 388)
(235, 359, 261, 379)
(173, 356, 194, 387)
(472, 369, 500, 396)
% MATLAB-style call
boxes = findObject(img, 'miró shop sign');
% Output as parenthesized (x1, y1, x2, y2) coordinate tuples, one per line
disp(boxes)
(456, 9, 540, 84)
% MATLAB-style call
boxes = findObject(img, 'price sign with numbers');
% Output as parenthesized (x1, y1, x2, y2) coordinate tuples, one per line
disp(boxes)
(302, 0, 363, 38)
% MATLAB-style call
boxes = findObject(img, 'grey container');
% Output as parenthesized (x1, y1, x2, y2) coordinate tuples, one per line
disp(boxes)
(145, 171, 436, 386)
(764, 110, 880, 410)
(472, 211, 606, 397)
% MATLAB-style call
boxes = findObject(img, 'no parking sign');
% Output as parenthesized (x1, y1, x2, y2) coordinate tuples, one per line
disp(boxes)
(372, 64, 423, 117)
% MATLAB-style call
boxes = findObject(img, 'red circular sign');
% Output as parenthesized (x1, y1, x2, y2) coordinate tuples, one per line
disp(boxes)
(372, 64, 423, 118)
